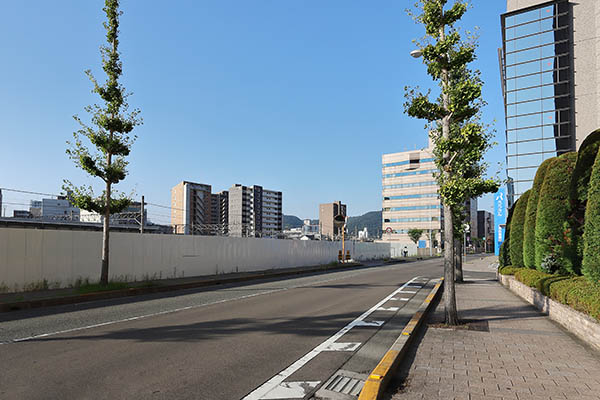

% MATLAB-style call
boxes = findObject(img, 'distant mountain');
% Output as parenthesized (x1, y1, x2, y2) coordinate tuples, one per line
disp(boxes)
(346, 211, 382, 239)
(283, 215, 304, 229)
(284, 211, 382, 238)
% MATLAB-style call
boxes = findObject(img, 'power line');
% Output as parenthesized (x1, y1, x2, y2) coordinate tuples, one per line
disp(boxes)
(0, 187, 62, 198)
(146, 202, 184, 212)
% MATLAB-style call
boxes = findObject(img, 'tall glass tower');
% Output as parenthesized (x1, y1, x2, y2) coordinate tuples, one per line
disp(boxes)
(500, 0, 574, 207)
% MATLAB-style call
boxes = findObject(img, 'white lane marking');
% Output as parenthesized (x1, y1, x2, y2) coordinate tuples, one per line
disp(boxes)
(242, 276, 421, 400)
(377, 307, 400, 312)
(262, 381, 321, 399)
(5, 289, 282, 344)
(354, 321, 385, 326)
(323, 342, 361, 352)
(406, 285, 422, 288)
(2, 268, 387, 345)
(355, 320, 385, 327)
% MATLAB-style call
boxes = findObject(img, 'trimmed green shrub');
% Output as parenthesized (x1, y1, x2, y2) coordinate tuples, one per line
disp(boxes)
(514, 268, 553, 288)
(509, 190, 530, 267)
(523, 158, 553, 269)
(499, 202, 516, 267)
(535, 152, 577, 273)
(548, 276, 600, 321)
(498, 266, 522, 275)
(567, 130, 600, 274)
(499, 240, 508, 267)
(510, 269, 600, 322)
(582, 141, 600, 284)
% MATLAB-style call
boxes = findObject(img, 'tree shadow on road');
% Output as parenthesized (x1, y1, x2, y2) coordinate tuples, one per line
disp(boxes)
(23, 311, 390, 343)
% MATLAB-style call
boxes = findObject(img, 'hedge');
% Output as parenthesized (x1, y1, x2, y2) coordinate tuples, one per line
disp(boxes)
(499, 202, 516, 268)
(582, 141, 600, 283)
(511, 269, 600, 321)
(523, 158, 553, 269)
(568, 130, 600, 273)
(498, 266, 522, 275)
(534, 152, 577, 273)
(548, 277, 600, 321)
(514, 268, 553, 288)
(509, 190, 530, 267)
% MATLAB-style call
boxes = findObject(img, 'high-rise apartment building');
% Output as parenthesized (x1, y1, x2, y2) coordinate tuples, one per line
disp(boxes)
(477, 210, 495, 252)
(501, 0, 600, 206)
(319, 201, 347, 239)
(211, 191, 229, 235)
(228, 184, 283, 237)
(465, 197, 478, 245)
(171, 181, 213, 235)
(381, 145, 442, 247)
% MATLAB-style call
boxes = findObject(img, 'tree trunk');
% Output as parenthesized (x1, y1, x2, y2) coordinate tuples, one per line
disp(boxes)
(440, 20, 458, 326)
(443, 204, 458, 325)
(100, 180, 111, 285)
(455, 239, 463, 283)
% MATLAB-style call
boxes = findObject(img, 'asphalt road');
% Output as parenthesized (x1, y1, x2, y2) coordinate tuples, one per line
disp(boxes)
(0, 258, 443, 400)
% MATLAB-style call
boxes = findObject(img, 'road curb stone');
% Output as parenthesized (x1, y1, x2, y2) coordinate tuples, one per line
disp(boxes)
(357, 278, 444, 400)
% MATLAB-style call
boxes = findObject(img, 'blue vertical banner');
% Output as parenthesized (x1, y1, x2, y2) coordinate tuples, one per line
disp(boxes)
(494, 188, 507, 256)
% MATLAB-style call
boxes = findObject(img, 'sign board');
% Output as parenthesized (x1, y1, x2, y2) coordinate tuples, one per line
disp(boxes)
(494, 188, 507, 256)
(385, 227, 393, 234)
(418, 240, 426, 248)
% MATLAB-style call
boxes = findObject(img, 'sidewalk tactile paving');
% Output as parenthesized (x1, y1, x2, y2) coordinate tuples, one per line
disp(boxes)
(385, 256, 600, 400)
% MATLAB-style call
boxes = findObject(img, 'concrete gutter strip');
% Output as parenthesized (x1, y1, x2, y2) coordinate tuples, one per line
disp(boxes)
(358, 278, 444, 400)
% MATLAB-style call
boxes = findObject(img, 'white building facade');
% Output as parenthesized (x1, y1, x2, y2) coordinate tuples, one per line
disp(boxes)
(381, 145, 442, 248)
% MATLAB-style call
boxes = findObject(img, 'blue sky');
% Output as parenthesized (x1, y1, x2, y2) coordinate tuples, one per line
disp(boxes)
(0, 1, 506, 223)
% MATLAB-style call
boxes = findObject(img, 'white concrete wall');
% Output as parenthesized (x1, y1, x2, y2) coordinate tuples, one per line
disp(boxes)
(0, 228, 391, 292)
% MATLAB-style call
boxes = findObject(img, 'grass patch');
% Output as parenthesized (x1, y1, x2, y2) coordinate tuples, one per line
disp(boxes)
(76, 282, 130, 294)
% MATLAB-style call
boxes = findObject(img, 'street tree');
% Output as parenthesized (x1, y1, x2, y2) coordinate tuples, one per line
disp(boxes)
(405, 0, 499, 324)
(408, 228, 424, 245)
(64, 0, 141, 285)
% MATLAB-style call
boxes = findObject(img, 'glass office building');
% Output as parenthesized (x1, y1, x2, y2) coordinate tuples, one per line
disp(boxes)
(501, 0, 574, 207)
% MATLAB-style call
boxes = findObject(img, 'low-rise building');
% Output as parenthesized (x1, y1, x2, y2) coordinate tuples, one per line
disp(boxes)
(13, 210, 32, 218)
(319, 201, 346, 240)
(41, 197, 80, 221)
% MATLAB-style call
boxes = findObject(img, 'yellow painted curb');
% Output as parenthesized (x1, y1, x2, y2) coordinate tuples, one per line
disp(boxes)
(358, 278, 443, 400)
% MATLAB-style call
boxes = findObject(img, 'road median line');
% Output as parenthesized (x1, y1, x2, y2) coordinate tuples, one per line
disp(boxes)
(358, 278, 443, 400)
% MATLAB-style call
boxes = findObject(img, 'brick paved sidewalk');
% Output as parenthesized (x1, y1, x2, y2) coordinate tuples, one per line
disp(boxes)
(385, 255, 600, 400)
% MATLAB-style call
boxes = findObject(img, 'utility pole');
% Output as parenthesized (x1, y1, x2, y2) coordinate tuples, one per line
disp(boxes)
(140, 195, 145, 234)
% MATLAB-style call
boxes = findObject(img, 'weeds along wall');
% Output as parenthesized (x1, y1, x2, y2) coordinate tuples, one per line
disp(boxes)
(0, 227, 391, 292)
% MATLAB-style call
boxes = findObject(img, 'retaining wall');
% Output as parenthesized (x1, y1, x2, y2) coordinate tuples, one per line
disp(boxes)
(0, 227, 391, 292)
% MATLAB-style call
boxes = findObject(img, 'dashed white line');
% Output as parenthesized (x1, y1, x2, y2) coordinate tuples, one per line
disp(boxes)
(242, 276, 421, 400)
(377, 307, 400, 312)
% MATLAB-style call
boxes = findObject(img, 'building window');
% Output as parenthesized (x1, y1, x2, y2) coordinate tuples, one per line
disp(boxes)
(382, 157, 435, 168)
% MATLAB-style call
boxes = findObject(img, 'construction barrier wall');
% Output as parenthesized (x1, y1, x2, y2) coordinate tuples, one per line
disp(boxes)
(0, 227, 391, 292)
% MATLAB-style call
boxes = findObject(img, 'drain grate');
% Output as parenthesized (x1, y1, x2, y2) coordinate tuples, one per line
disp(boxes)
(323, 374, 365, 396)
